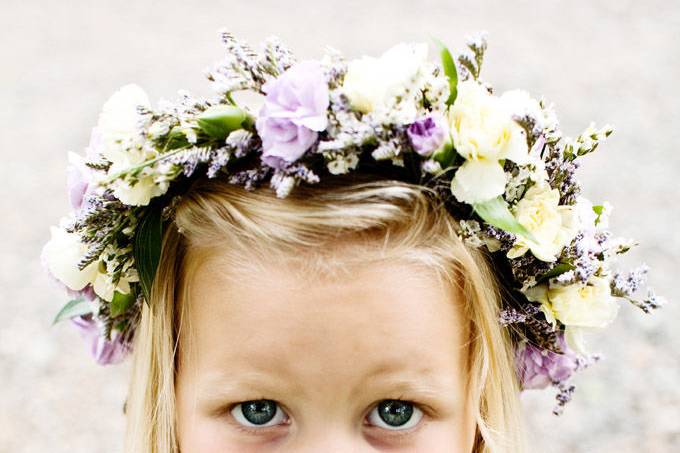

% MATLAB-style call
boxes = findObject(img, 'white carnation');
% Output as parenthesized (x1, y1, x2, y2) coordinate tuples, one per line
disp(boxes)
(109, 164, 170, 207)
(507, 183, 578, 262)
(43, 226, 98, 291)
(97, 84, 151, 167)
(525, 277, 620, 328)
(448, 80, 529, 204)
(343, 43, 428, 114)
(451, 158, 507, 205)
(91, 266, 135, 302)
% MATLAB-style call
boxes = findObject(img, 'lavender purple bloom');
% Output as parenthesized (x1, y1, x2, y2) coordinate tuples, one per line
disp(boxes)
(406, 114, 449, 156)
(66, 128, 104, 211)
(516, 332, 578, 390)
(70, 315, 131, 365)
(256, 60, 329, 169)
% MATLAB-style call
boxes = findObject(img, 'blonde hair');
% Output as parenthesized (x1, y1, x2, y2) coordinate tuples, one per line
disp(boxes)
(124, 174, 525, 453)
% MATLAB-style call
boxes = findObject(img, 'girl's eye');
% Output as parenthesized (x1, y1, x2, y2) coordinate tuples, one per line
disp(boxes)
(231, 399, 287, 428)
(367, 399, 423, 431)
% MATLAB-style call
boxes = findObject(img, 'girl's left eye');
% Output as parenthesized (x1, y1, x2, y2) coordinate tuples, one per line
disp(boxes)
(231, 399, 288, 428)
(367, 399, 423, 431)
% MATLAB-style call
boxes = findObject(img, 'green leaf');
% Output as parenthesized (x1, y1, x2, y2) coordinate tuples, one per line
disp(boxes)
(592, 204, 604, 225)
(537, 263, 575, 283)
(433, 38, 458, 106)
(432, 142, 457, 169)
(114, 320, 129, 332)
(52, 298, 93, 326)
(472, 196, 537, 242)
(110, 291, 136, 318)
(133, 203, 164, 303)
(197, 105, 249, 140)
(164, 127, 192, 150)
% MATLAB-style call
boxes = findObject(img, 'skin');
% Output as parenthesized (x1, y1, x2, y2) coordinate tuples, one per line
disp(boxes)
(175, 249, 476, 452)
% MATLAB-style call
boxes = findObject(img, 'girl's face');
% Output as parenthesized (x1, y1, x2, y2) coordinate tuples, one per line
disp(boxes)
(176, 251, 476, 452)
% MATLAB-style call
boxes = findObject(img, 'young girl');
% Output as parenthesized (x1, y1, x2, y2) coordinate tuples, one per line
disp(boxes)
(125, 176, 523, 452)
(42, 32, 661, 453)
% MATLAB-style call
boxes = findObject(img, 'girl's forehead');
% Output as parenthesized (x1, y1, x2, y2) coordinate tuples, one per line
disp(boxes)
(179, 256, 469, 390)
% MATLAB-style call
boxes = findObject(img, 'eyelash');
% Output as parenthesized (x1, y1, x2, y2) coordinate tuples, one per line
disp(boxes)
(224, 398, 431, 438)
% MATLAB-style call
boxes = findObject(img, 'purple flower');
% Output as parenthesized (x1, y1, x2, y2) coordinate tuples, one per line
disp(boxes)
(67, 154, 90, 211)
(515, 333, 578, 390)
(66, 128, 101, 211)
(407, 113, 449, 156)
(256, 60, 329, 169)
(71, 315, 131, 365)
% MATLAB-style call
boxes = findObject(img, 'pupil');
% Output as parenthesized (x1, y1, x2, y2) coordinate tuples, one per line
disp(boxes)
(378, 400, 414, 427)
(241, 399, 277, 425)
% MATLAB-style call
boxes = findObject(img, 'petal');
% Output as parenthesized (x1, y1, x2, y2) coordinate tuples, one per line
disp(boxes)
(293, 114, 328, 131)
(451, 159, 507, 204)
(502, 122, 530, 165)
(43, 226, 98, 291)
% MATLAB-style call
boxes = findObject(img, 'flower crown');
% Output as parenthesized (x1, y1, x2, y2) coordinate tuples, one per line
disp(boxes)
(42, 30, 664, 413)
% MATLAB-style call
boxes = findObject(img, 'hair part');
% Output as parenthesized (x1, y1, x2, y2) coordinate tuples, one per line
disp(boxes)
(124, 175, 526, 453)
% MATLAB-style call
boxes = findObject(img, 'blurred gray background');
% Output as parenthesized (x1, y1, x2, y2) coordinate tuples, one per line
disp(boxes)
(1, 0, 678, 452)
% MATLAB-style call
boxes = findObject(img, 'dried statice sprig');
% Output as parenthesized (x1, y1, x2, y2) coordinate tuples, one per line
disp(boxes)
(320, 46, 348, 90)
(166, 146, 213, 177)
(499, 304, 541, 326)
(457, 220, 485, 249)
(632, 289, 667, 313)
(206, 30, 295, 96)
(563, 123, 614, 161)
(611, 264, 650, 297)
(483, 224, 516, 253)
(457, 31, 488, 81)
(544, 142, 582, 206)
(67, 194, 135, 271)
(610, 264, 665, 313)
(227, 166, 272, 191)
(513, 114, 544, 149)
(552, 382, 576, 416)
(258, 35, 296, 77)
(509, 253, 553, 289)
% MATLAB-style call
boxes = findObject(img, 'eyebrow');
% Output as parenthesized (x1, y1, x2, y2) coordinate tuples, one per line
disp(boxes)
(356, 362, 460, 405)
(196, 370, 305, 405)
(195, 360, 459, 411)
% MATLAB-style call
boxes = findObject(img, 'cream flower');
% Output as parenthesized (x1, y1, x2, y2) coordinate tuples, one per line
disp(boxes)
(525, 277, 620, 328)
(448, 80, 529, 204)
(42, 226, 99, 291)
(500, 89, 543, 127)
(343, 43, 428, 114)
(91, 267, 135, 302)
(42, 226, 138, 302)
(109, 164, 169, 206)
(96, 84, 170, 206)
(507, 183, 578, 262)
(450, 158, 507, 203)
(97, 84, 151, 167)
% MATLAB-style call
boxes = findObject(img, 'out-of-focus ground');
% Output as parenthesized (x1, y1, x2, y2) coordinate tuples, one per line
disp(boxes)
(1, 1, 678, 452)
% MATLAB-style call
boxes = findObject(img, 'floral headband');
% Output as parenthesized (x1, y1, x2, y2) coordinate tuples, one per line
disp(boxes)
(42, 30, 664, 414)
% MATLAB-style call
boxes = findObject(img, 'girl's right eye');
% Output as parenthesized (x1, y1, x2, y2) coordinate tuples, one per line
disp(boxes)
(231, 399, 288, 428)
(367, 399, 423, 431)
